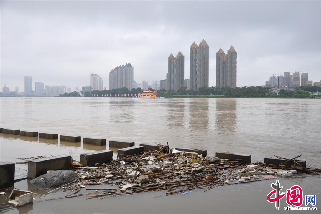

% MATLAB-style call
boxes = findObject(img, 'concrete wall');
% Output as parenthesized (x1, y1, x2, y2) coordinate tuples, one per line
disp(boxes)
(118, 146, 144, 158)
(28, 155, 72, 178)
(175, 148, 207, 157)
(109, 141, 134, 148)
(215, 152, 251, 163)
(139, 144, 159, 151)
(39, 133, 58, 139)
(83, 138, 106, 146)
(20, 131, 38, 137)
(0, 162, 15, 189)
(60, 135, 81, 142)
(3, 129, 20, 135)
(264, 158, 306, 168)
(80, 150, 113, 166)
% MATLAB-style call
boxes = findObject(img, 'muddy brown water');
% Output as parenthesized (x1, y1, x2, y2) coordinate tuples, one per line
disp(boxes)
(0, 97, 320, 213)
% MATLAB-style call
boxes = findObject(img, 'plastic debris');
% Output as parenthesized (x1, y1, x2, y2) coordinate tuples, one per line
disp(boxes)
(8, 189, 33, 207)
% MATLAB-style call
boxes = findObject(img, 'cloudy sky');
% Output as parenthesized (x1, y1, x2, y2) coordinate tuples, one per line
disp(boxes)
(1, 0, 321, 91)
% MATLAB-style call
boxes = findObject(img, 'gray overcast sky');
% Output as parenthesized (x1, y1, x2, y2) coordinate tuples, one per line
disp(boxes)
(1, 0, 321, 91)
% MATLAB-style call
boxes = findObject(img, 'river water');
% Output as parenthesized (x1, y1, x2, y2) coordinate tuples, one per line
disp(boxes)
(0, 97, 320, 213)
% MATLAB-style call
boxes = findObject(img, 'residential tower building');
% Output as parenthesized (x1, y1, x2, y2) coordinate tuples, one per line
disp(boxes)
(190, 40, 209, 90)
(109, 63, 134, 90)
(216, 46, 237, 88)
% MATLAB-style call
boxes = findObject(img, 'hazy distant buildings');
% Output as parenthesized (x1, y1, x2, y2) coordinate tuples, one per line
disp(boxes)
(264, 71, 320, 89)
(216, 46, 237, 88)
(190, 40, 209, 90)
(152, 81, 159, 90)
(184, 79, 190, 90)
(269, 75, 278, 88)
(44, 85, 66, 96)
(160, 80, 166, 90)
(306, 81, 313, 86)
(313, 81, 321, 87)
(293, 72, 300, 88)
(284, 72, 292, 89)
(90, 74, 103, 91)
(109, 63, 134, 90)
(82, 86, 92, 94)
(15, 87, 19, 94)
(301, 73, 308, 86)
(166, 52, 184, 91)
(2, 85, 9, 94)
(35, 82, 45, 96)
(142, 80, 149, 90)
(24, 76, 32, 95)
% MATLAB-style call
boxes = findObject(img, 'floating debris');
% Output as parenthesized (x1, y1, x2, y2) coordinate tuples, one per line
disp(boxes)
(31, 144, 319, 200)
(8, 189, 33, 207)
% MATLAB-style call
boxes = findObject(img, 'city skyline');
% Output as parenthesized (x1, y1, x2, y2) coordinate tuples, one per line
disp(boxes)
(1, 1, 321, 90)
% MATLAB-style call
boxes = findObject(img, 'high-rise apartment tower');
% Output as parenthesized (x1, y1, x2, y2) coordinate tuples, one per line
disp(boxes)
(166, 52, 184, 91)
(90, 74, 103, 91)
(190, 40, 209, 90)
(109, 63, 134, 90)
(216, 46, 237, 88)
(24, 76, 32, 96)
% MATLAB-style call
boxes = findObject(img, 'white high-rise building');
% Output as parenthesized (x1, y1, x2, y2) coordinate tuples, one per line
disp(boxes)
(90, 74, 103, 91)
(109, 63, 134, 90)
(35, 82, 45, 96)
(24, 76, 32, 95)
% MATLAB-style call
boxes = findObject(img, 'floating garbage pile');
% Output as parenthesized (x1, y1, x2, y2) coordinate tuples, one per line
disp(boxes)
(43, 145, 320, 199)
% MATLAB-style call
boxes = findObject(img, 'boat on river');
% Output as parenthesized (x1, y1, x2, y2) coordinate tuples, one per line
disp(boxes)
(138, 90, 157, 98)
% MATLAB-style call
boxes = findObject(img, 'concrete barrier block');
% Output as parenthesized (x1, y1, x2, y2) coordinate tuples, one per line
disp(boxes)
(118, 146, 144, 158)
(3, 129, 20, 135)
(175, 148, 207, 157)
(60, 135, 81, 142)
(0, 162, 15, 189)
(39, 133, 58, 139)
(139, 144, 159, 151)
(109, 141, 134, 149)
(20, 131, 38, 137)
(27, 155, 72, 179)
(215, 152, 251, 164)
(80, 150, 113, 166)
(83, 138, 106, 146)
(264, 158, 306, 168)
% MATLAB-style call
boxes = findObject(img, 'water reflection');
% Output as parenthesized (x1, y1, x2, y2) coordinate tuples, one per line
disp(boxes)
(16, 199, 33, 214)
(167, 100, 186, 128)
(60, 141, 81, 148)
(215, 98, 237, 133)
(83, 143, 106, 151)
(109, 99, 135, 123)
(1, 134, 20, 139)
(39, 138, 58, 145)
(20, 136, 38, 142)
(189, 99, 209, 130)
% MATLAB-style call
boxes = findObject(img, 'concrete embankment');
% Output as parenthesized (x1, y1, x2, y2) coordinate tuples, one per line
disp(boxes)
(60, 135, 81, 142)
(39, 133, 58, 139)
(83, 138, 106, 146)
(28, 156, 72, 179)
(0, 162, 15, 189)
(20, 131, 38, 137)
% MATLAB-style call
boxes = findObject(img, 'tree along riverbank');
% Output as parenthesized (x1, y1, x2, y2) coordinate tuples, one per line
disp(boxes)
(60, 86, 321, 99)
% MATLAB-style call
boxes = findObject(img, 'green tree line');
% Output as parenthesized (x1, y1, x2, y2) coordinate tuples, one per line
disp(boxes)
(61, 86, 321, 98)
